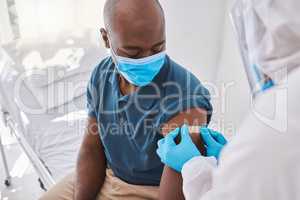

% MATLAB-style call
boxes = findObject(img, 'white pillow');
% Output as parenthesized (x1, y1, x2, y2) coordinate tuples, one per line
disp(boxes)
(23, 46, 96, 88)
(24, 71, 91, 111)
(2, 29, 107, 87)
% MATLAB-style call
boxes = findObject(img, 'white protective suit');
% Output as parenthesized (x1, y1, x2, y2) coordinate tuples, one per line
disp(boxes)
(181, 0, 300, 199)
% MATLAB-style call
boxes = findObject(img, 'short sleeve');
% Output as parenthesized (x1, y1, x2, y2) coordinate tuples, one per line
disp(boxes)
(86, 57, 113, 119)
(86, 68, 100, 118)
(157, 59, 213, 125)
(159, 92, 213, 125)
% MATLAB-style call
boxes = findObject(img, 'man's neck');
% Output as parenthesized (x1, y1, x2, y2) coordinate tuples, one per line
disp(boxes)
(118, 75, 138, 96)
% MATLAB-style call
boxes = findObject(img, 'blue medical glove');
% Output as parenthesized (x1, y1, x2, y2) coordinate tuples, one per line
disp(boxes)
(156, 125, 201, 172)
(200, 128, 227, 160)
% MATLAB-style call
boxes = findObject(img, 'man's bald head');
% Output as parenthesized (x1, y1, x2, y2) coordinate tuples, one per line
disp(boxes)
(100, 0, 166, 59)
(103, 0, 165, 32)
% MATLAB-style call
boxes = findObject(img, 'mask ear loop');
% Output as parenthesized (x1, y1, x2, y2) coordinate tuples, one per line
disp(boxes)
(107, 35, 119, 67)
(107, 36, 126, 84)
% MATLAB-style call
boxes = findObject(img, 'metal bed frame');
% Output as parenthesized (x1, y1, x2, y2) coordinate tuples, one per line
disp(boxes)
(0, 109, 55, 190)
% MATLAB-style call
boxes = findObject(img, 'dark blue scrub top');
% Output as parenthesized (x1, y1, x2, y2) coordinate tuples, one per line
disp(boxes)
(87, 56, 212, 186)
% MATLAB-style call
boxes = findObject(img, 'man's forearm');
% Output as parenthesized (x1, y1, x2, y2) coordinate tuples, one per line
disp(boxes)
(158, 131, 205, 200)
(75, 117, 106, 200)
(159, 166, 185, 200)
(74, 146, 106, 200)
(75, 147, 106, 199)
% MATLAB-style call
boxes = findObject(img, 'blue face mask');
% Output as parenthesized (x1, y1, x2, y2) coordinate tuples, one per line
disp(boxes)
(110, 49, 166, 87)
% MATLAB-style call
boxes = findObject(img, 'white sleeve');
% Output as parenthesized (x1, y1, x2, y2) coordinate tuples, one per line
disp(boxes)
(182, 92, 300, 200)
(182, 84, 300, 200)
(182, 156, 217, 200)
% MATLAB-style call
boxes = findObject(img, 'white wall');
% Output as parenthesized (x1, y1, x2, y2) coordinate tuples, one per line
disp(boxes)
(212, 0, 251, 137)
(14, 0, 105, 39)
(160, 0, 227, 81)
(160, 0, 250, 136)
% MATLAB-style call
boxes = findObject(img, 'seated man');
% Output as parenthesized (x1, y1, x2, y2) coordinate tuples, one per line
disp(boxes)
(40, 0, 212, 199)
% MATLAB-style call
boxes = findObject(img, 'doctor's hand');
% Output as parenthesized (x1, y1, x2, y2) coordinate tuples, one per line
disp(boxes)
(156, 124, 201, 172)
(200, 127, 227, 160)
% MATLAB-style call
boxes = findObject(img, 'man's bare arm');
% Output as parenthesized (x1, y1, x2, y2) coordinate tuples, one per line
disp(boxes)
(74, 117, 106, 200)
(159, 108, 207, 200)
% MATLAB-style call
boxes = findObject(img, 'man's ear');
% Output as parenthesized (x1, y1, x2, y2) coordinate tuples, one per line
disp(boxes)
(100, 28, 110, 49)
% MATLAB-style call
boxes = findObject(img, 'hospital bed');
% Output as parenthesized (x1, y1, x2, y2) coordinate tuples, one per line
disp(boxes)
(0, 30, 106, 190)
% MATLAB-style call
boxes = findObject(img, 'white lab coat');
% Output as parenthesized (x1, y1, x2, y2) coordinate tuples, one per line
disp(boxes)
(182, 67, 300, 200)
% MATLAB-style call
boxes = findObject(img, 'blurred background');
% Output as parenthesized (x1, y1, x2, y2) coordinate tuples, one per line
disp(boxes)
(0, 0, 251, 199)
(0, 0, 251, 130)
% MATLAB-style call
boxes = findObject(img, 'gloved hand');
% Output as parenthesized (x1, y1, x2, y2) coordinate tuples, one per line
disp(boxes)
(156, 124, 201, 172)
(200, 127, 227, 160)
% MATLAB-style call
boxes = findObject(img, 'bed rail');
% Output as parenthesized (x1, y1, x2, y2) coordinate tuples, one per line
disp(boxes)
(1, 110, 55, 190)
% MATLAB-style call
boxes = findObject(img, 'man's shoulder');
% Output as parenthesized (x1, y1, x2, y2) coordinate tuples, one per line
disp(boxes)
(89, 56, 113, 86)
(167, 58, 200, 82)
(166, 57, 206, 93)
